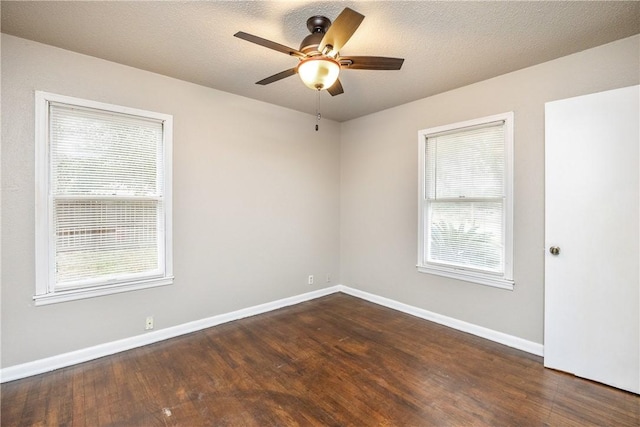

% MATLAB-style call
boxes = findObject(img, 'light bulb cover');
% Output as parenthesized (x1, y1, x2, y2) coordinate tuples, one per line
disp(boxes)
(297, 57, 340, 91)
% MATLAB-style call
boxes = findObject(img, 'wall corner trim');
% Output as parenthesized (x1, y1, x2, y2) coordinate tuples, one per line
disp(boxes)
(1, 284, 543, 383)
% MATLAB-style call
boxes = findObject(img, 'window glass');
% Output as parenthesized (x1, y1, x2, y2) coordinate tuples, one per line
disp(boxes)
(418, 113, 514, 289)
(35, 92, 173, 304)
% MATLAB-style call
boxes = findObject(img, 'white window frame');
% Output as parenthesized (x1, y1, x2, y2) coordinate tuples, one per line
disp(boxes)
(34, 91, 173, 305)
(417, 112, 514, 290)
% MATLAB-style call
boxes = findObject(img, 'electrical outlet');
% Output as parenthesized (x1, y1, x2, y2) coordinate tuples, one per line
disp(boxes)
(326, 274, 331, 283)
(145, 316, 154, 330)
(308, 275, 314, 285)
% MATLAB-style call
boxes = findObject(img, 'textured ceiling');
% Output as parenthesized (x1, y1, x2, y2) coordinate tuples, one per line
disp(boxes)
(2, 1, 639, 122)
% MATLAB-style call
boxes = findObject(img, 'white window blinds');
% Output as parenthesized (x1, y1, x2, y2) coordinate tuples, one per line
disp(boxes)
(424, 121, 506, 274)
(425, 123, 505, 200)
(49, 103, 166, 289)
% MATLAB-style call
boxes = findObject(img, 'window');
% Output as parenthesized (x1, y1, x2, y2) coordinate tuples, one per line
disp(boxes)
(417, 112, 514, 289)
(35, 92, 173, 305)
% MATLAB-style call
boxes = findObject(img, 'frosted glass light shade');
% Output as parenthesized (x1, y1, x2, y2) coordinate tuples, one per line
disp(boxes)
(297, 57, 340, 91)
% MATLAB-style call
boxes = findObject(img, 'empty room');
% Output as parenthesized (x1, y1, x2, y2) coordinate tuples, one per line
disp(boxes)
(1, 1, 639, 425)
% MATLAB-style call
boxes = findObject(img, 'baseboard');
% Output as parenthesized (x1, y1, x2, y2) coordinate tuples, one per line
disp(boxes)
(0, 285, 341, 383)
(1, 283, 543, 383)
(337, 285, 544, 356)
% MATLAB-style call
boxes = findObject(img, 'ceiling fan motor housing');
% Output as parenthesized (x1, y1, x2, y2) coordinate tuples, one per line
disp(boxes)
(307, 16, 331, 33)
(300, 16, 332, 55)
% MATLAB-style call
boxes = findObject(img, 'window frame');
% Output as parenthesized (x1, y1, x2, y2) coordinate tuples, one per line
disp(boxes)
(34, 91, 174, 305)
(417, 112, 514, 290)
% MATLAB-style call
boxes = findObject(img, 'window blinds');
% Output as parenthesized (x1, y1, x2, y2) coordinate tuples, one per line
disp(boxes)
(49, 103, 165, 289)
(425, 122, 505, 273)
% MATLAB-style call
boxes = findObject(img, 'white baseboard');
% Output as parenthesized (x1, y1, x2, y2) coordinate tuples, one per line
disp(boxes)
(0, 286, 341, 383)
(1, 284, 543, 383)
(337, 285, 544, 356)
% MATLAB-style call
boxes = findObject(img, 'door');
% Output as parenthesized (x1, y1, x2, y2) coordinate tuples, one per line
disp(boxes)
(544, 85, 639, 394)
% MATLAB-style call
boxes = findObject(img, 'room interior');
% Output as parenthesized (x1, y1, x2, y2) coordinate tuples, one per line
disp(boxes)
(1, 1, 639, 424)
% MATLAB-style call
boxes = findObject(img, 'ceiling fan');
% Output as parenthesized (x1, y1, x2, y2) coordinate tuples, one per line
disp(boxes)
(234, 7, 404, 96)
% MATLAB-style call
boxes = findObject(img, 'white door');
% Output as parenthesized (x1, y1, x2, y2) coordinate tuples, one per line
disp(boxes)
(544, 85, 640, 394)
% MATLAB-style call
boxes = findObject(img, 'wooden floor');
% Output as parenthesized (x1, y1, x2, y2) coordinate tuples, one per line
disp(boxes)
(2, 294, 638, 426)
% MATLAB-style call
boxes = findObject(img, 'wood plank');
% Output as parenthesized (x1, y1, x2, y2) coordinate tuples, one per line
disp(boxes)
(2, 294, 638, 426)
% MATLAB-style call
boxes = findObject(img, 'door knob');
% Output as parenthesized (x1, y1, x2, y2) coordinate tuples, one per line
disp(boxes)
(549, 246, 560, 256)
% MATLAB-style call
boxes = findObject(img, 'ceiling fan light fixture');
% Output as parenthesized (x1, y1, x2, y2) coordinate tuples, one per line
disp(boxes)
(235, 7, 403, 96)
(297, 57, 340, 91)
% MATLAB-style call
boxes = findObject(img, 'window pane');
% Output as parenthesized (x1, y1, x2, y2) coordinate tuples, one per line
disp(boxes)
(50, 104, 163, 197)
(35, 92, 173, 303)
(426, 125, 504, 199)
(54, 199, 161, 287)
(427, 201, 503, 272)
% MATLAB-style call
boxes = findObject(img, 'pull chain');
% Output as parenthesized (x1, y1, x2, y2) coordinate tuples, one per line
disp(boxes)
(315, 90, 321, 131)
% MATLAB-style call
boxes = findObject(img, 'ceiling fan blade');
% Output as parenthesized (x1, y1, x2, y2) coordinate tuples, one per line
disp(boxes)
(339, 56, 404, 70)
(319, 8, 364, 54)
(327, 78, 344, 96)
(256, 68, 297, 85)
(234, 31, 306, 59)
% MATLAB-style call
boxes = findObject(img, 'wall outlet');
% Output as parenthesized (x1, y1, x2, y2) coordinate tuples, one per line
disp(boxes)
(308, 275, 314, 285)
(145, 316, 154, 330)
(326, 274, 331, 283)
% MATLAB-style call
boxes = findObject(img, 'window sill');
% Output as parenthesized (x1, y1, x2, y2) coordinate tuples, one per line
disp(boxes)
(33, 276, 174, 306)
(417, 265, 514, 290)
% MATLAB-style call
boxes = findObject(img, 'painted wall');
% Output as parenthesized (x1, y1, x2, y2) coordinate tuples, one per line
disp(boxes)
(2, 33, 639, 368)
(1, 34, 341, 367)
(339, 35, 640, 344)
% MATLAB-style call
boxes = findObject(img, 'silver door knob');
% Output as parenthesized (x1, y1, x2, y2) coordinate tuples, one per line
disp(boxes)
(549, 246, 560, 255)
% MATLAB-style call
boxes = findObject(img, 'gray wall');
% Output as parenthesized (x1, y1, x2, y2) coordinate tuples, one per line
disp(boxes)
(1, 35, 341, 367)
(339, 35, 640, 344)
(2, 33, 639, 368)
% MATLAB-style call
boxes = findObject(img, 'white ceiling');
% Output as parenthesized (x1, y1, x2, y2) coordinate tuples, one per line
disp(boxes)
(2, 1, 639, 122)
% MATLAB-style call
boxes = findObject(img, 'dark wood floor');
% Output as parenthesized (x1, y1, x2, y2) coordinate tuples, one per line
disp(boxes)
(2, 293, 638, 426)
